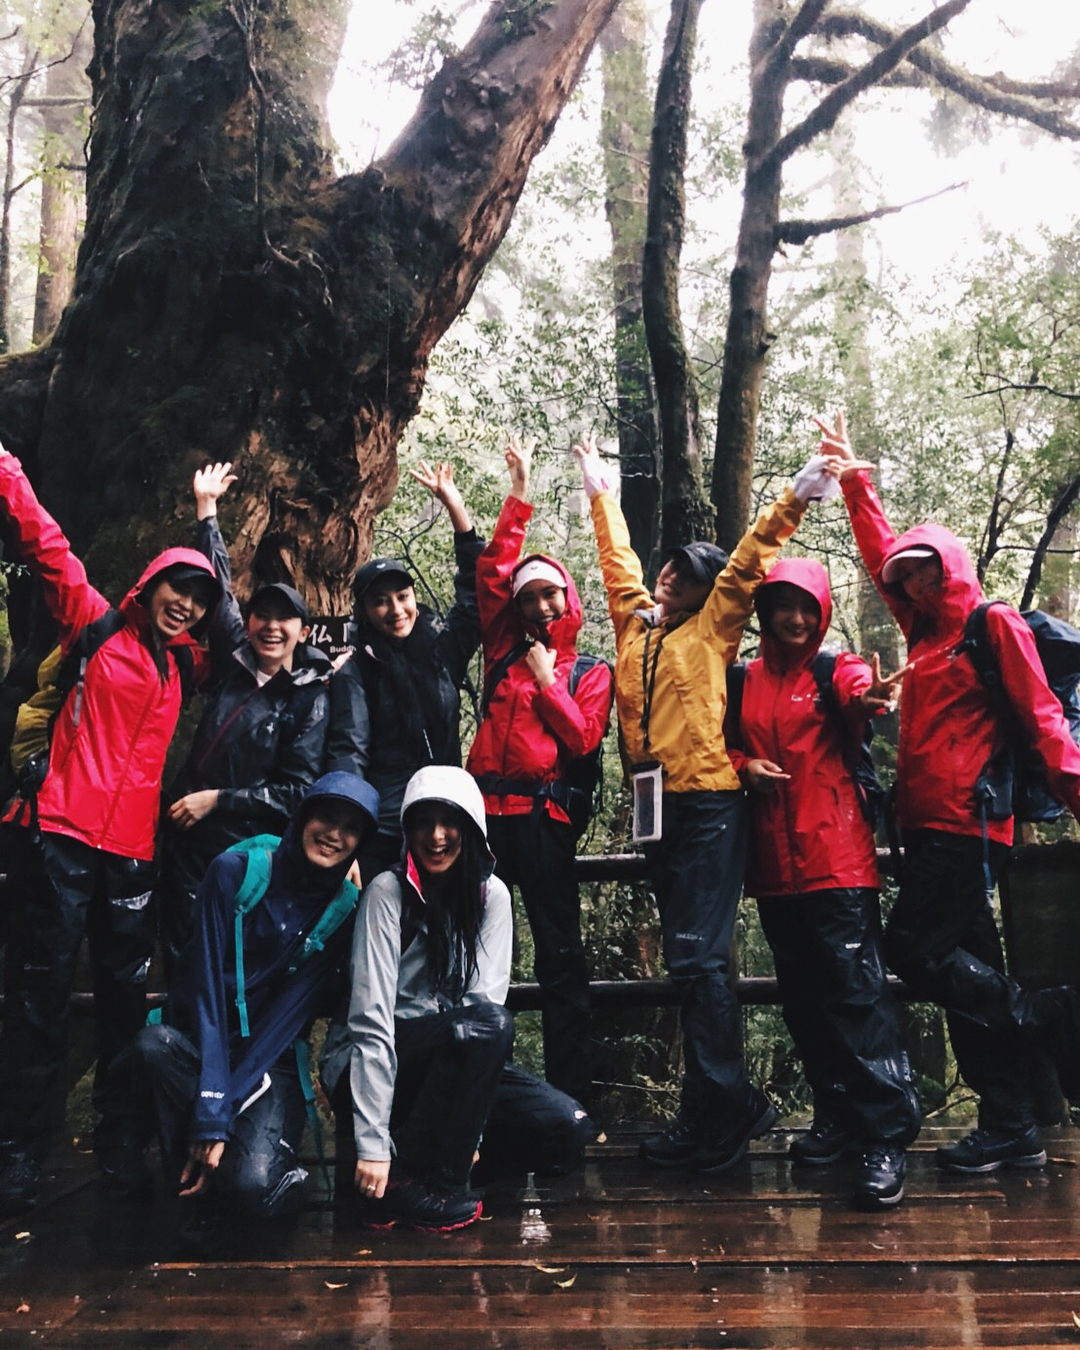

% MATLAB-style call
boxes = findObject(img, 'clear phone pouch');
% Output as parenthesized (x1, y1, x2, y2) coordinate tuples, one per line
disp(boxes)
(631, 762, 663, 843)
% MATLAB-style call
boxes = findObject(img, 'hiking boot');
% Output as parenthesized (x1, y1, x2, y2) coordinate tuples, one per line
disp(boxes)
(789, 1117, 857, 1167)
(688, 1089, 778, 1175)
(0, 1150, 44, 1218)
(935, 1125, 1046, 1174)
(639, 1112, 704, 1169)
(853, 1144, 905, 1210)
(361, 1177, 482, 1232)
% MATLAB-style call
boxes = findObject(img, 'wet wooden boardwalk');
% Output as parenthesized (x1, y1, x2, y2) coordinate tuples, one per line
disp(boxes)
(2, 1122, 1079, 1348)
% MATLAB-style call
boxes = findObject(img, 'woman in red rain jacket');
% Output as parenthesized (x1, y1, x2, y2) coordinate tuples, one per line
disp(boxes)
(728, 557, 918, 1210)
(823, 412, 1080, 1178)
(466, 439, 613, 1109)
(0, 448, 220, 1216)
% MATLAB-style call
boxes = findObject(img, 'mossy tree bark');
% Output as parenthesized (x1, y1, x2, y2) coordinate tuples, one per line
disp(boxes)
(599, 0, 660, 572)
(0, 0, 619, 613)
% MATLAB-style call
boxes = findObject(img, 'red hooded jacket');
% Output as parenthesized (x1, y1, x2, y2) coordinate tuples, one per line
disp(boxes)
(842, 469, 1080, 844)
(728, 558, 880, 897)
(0, 454, 216, 861)
(465, 495, 613, 823)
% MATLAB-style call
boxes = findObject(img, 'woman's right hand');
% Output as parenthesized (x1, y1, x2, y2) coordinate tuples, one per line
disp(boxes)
(505, 436, 533, 501)
(355, 1157, 392, 1200)
(193, 462, 237, 520)
(745, 759, 791, 794)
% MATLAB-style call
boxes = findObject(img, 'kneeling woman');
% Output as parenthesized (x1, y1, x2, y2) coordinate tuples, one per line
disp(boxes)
(322, 766, 593, 1233)
(134, 773, 379, 1222)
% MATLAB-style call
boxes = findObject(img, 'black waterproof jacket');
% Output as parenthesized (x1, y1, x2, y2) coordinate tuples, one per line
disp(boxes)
(161, 518, 331, 918)
(323, 528, 483, 840)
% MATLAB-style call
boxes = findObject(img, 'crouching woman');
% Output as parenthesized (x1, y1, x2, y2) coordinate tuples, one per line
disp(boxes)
(322, 766, 593, 1234)
(132, 773, 379, 1222)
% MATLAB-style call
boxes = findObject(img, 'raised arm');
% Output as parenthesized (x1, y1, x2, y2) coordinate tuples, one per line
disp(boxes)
(475, 439, 534, 665)
(192, 462, 244, 670)
(818, 412, 903, 607)
(0, 448, 109, 642)
(574, 435, 653, 642)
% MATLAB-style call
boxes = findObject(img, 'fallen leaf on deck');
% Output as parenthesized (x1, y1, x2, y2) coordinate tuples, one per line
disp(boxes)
(16, 1302, 30, 1314)
(324, 1282, 348, 1290)
(15, 1232, 30, 1242)
(531, 1263, 565, 1274)
(1072, 1310, 1080, 1329)
(554, 1275, 577, 1289)
(354, 1249, 372, 1257)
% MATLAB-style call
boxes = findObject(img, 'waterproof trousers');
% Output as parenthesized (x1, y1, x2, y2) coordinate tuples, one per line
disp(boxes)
(334, 1004, 593, 1199)
(132, 1023, 310, 1219)
(757, 888, 920, 1145)
(487, 812, 592, 1106)
(643, 790, 751, 1124)
(0, 829, 155, 1158)
(884, 828, 1048, 1132)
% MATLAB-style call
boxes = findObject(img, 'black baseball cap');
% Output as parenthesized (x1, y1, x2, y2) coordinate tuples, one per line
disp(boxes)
(353, 557, 415, 600)
(665, 541, 729, 586)
(248, 582, 310, 625)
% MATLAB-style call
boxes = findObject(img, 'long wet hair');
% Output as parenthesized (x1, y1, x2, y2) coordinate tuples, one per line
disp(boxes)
(404, 804, 487, 998)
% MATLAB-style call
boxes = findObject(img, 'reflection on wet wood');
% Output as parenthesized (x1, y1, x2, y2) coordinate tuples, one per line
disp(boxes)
(3, 1125, 1080, 1348)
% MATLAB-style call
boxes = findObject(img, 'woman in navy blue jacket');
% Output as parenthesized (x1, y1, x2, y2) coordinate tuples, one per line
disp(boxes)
(133, 773, 378, 1225)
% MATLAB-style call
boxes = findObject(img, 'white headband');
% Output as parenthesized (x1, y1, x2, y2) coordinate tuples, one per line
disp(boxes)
(512, 559, 566, 597)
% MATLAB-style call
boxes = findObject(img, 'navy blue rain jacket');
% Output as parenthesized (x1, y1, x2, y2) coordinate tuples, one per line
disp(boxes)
(165, 774, 378, 1141)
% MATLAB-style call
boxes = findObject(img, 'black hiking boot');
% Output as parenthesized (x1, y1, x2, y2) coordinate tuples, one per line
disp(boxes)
(639, 1111, 705, 1169)
(935, 1125, 1046, 1174)
(360, 1177, 482, 1232)
(688, 1089, 777, 1174)
(789, 1117, 857, 1167)
(853, 1144, 905, 1210)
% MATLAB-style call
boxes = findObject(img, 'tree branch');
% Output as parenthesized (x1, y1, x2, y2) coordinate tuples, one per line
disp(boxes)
(965, 381, 1080, 403)
(761, 0, 831, 80)
(756, 0, 972, 176)
(777, 180, 966, 244)
(1021, 475, 1080, 611)
(788, 55, 921, 89)
(820, 10, 1080, 139)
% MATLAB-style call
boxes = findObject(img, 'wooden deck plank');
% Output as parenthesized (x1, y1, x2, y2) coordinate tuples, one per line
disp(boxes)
(3, 1125, 1080, 1349)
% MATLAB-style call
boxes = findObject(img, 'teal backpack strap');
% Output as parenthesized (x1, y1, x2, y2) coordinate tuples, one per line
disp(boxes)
(294, 1038, 331, 1195)
(225, 835, 282, 1039)
(289, 878, 361, 971)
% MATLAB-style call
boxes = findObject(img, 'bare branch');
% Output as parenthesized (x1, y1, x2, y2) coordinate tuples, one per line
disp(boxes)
(756, 0, 972, 175)
(1021, 475, 1080, 611)
(777, 180, 966, 244)
(821, 10, 1080, 139)
(965, 381, 1080, 403)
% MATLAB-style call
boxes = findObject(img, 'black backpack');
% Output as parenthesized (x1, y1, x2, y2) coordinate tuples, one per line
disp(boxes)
(726, 650, 886, 828)
(958, 602, 1080, 823)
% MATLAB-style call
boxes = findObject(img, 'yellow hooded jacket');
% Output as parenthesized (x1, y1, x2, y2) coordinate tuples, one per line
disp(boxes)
(590, 488, 805, 793)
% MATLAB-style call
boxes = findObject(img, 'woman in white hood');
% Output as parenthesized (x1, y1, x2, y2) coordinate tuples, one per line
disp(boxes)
(322, 765, 592, 1232)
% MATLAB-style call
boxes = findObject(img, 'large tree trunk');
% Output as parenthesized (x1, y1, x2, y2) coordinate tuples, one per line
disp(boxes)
(709, 0, 786, 552)
(599, 0, 660, 570)
(642, 0, 713, 551)
(0, 0, 619, 614)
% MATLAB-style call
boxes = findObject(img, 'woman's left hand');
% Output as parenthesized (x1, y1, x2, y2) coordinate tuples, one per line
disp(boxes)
(525, 642, 557, 689)
(168, 790, 220, 828)
(179, 1139, 225, 1198)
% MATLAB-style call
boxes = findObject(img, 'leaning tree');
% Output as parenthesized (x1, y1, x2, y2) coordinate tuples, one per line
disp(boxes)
(0, 0, 620, 620)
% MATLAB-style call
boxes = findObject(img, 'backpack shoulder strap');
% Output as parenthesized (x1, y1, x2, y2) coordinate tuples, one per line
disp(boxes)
(567, 652, 612, 697)
(480, 637, 534, 718)
(56, 608, 128, 729)
(960, 601, 1009, 694)
(294, 879, 361, 964)
(810, 649, 839, 707)
(224, 834, 282, 1040)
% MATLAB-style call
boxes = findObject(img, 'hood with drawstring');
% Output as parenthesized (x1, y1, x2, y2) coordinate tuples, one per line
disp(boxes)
(755, 557, 832, 674)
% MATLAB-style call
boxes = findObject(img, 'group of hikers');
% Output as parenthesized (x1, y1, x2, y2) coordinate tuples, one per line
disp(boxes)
(0, 410, 1077, 1236)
